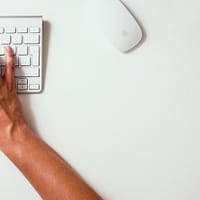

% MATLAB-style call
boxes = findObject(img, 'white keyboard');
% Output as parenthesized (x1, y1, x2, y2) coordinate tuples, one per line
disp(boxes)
(0, 16, 43, 93)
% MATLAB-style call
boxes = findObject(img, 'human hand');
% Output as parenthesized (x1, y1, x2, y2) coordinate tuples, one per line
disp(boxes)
(0, 46, 26, 151)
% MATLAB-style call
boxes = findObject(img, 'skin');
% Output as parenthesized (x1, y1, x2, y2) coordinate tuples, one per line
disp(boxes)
(0, 46, 103, 200)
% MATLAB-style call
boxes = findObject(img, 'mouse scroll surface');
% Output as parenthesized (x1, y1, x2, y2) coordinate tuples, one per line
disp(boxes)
(88, 0, 143, 52)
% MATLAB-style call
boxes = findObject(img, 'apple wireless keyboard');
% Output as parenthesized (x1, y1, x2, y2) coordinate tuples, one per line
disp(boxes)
(0, 16, 43, 93)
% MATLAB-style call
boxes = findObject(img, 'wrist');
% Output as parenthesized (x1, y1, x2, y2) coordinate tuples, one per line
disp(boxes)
(1, 121, 32, 155)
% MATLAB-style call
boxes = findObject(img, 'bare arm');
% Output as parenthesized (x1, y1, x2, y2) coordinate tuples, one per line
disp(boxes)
(0, 47, 103, 200)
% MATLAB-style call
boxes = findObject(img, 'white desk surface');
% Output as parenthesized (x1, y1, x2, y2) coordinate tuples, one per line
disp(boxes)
(0, 0, 200, 199)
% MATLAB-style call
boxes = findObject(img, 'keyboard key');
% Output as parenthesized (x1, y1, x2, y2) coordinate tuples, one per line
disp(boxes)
(12, 35, 22, 44)
(0, 27, 4, 34)
(15, 67, 39, 77)
(17, 27, 28, 33)
(29, 27, 40, 33)
(0, 56, 5, 65)
(30, 46, 40, 66)
(23, 34, 40, 44)
(17, 45, 28, 55)
(5, 27, 16, 33)
(1, 67, 5, 76)
(16, 78, 28, 84)
(29, 45, 39, 54)
(19, 56, 31, 66)
(17, 84, 28, 90)
(0, 46, 4, 55)
(29, 84, 40, 90)
(0, 35, 10, 44)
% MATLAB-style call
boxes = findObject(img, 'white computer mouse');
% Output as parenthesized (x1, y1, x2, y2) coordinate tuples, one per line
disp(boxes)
(84, 0, 143, 52)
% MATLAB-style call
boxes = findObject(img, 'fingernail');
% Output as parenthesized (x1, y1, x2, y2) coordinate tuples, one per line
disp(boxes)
(4, 46, 13, 54)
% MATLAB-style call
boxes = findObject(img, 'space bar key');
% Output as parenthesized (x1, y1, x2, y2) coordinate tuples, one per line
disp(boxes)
(15, 67, 39, 77)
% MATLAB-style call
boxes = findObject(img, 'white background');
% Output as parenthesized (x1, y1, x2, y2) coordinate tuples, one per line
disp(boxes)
(0, 0, 200, 199)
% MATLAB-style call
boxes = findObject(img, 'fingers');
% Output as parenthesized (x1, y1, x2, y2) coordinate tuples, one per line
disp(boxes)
(4, 46, 15, 91)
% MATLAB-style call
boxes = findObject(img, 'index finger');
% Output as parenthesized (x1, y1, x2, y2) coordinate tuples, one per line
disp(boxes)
(4, 46, 15, 91)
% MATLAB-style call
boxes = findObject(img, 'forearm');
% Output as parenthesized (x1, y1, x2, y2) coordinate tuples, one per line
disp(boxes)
(0, 47, 102, 200)
(2, 123, 102, 200)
